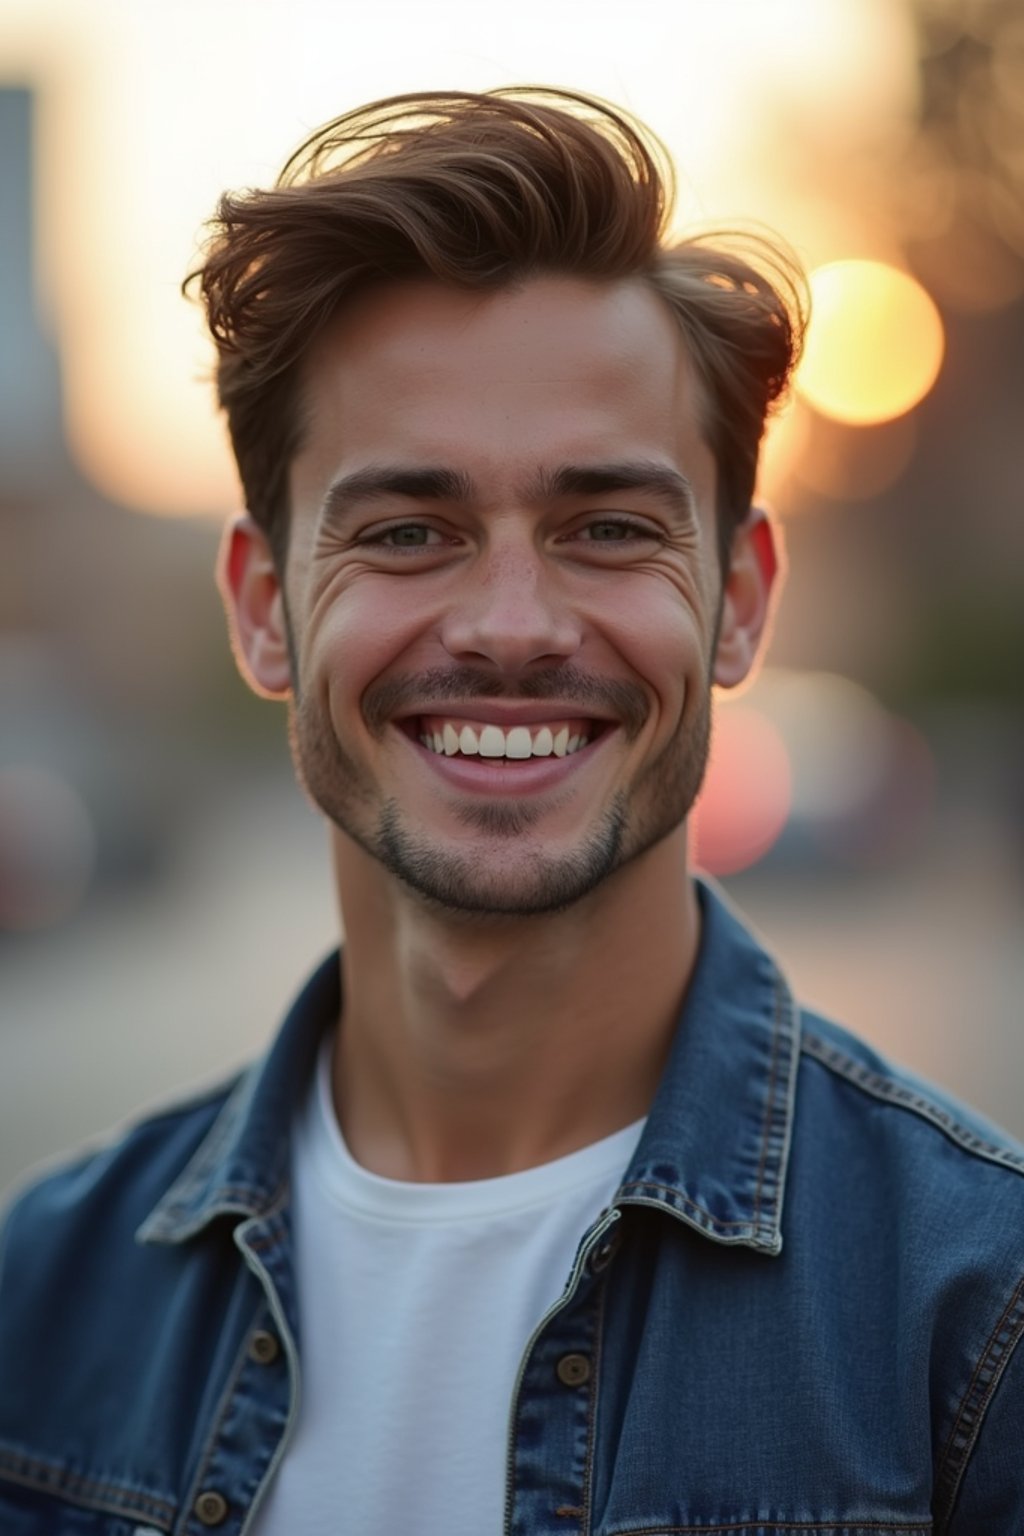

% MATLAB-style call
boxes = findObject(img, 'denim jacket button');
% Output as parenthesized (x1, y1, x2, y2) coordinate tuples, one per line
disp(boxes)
(248, 1328, 280, 1364)
(588, 1234, 620, 1274)
(556, 1352, 592, 1387)
(194, 1490, 229, 1526)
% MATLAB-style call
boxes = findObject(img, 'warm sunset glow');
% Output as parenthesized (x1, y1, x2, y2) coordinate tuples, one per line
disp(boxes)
(0, 0, 919, 517)
(795, 413, 918, 502)
(757, 397, 813, 508)
(797, 260, 945, 426)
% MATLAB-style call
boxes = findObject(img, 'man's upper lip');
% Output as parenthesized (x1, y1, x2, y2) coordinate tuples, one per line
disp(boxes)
(394, 701, 618, 726)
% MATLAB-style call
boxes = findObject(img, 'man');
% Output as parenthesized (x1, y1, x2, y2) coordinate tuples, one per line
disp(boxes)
(1, 87, 1022, 1534)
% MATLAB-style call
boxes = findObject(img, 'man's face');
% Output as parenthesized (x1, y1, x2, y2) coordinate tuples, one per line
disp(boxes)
(233, 275, 770, 916)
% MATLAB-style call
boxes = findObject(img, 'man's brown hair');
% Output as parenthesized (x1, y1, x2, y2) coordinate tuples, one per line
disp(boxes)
(190, 87, 806, 571)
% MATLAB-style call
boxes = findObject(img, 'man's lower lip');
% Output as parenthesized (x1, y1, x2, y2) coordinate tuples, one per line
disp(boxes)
(403, 731, 609, 795)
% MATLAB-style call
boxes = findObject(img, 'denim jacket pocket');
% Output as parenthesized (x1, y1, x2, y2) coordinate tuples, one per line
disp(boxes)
(0, 1466, 176, 1536)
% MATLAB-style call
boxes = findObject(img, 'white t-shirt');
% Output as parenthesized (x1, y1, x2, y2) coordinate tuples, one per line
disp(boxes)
(250, 1036, 643, 1536)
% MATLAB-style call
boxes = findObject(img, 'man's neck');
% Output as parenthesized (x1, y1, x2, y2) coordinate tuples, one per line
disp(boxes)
(327, 827, 701, 1183)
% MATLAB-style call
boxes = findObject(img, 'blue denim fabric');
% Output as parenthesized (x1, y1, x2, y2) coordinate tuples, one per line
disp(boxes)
(2, 880, 1024, 1534)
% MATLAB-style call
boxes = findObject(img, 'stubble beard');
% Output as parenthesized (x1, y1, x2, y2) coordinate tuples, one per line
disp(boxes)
(288, 681, 713, 920)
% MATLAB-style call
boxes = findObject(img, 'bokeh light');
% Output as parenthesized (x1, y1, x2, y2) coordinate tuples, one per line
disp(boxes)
(757, 397, 814, 508)
(0, 0, 921, 519)
(693, 671, 939, 878)
(692, 706, 792, 876)
(753, 670, 893, 823)
(797, 259, 945, 425)
(742, 669, 937, 868)
(813, 714, 936, 868)
(795, 413, 918, 502)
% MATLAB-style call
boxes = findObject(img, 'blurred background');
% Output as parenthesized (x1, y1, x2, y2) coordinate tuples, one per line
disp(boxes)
(1, 0, 1022, 1198)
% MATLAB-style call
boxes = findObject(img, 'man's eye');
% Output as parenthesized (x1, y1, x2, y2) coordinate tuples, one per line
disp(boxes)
(579, 519, 656, 543)
(364, 523, 441, 548)
(587, 520, 632, 541)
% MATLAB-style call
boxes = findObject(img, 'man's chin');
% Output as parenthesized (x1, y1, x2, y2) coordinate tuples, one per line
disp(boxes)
(371, 798, 630, 919)
(392, 877, 600, 922)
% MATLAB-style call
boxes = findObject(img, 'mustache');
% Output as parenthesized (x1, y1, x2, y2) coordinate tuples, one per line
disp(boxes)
(363, 665, 648, 740)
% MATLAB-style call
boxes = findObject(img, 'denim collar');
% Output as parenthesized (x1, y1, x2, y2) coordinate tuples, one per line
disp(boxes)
(139, 880, 798, 1256)
(617, 880, 799, 1255)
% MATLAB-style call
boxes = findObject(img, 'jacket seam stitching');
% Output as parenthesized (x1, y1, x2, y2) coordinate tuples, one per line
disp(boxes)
(146, 1183, 288, 1240)
(243, 1205, 290, 1253)
(615, 1184, 770, 1235)
(153, 1077, 256, 1206)
(751, 975, 788, 1225)
(932, 1269, 1024, 1530)
(618, 970, 794, 1246)
(172, 1184, 267, 1207)
(605, 1523, 932, 1533)
(0, 1450, 175, 1525)
(580, 1277, 607, 1536)
(800, 1033, 1024, 1174)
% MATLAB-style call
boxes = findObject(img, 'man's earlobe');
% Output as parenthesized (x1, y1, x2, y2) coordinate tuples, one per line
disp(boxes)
(712, 507, 783, 691)
(218, 515, 293, 699)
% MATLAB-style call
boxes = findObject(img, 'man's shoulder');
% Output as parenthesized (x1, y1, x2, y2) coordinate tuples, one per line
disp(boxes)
(0, 1070, 271, 1520)
(799, 1008, 1024, 1169)
(0, 1073, 242, 1270)
(2, 947, 336, 1271)
(794, 1006, 1024, 1214)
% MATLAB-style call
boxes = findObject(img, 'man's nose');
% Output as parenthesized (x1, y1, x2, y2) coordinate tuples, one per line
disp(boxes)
(438, 541, 583, 673)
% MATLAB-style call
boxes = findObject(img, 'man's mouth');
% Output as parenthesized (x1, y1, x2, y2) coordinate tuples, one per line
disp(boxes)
(410, 715, 602, 761)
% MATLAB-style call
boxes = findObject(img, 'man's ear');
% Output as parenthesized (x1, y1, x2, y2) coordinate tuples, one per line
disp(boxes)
(712, 506, 783, 690)
(218, 515, 293, 699)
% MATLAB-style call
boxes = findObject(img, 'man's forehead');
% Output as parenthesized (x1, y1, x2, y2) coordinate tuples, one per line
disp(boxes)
(302, 272, 693, 386)
(287, 273, 718, 532)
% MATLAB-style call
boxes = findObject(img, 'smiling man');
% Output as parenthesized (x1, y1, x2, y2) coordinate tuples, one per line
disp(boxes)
(2, 89, 1024, 1535)
(278, 277, 728, 923)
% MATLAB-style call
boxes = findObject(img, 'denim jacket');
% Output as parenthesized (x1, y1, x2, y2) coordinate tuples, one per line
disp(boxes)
(3, 881, 1024, 1535)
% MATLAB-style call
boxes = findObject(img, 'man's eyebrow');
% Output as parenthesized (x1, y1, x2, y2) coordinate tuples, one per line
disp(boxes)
(319, 460, 698, 524)
(321, 465, 474, 522)
(533, 461, 699, 522)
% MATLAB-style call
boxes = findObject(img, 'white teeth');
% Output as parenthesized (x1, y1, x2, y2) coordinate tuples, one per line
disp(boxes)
(478, 724, 506, 758)
(420, 720, 592, 758)
(505, 726, 532, 759)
